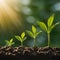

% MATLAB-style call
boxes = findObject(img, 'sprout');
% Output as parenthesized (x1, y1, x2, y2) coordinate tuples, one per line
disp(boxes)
(38, 14, 60, 47)
(27, 25, 42, 47)
(15, 32, 27, 47)
(5, 38, 14, 46)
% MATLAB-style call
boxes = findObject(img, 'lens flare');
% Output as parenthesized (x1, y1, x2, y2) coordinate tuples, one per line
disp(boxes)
(0, 0, 21, 32)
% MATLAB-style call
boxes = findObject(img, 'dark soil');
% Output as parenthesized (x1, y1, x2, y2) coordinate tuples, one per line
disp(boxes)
(0, 46, 60, 60)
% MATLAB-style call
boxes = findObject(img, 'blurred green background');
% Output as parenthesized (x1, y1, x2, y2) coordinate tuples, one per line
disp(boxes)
(0, 0, 60, 47)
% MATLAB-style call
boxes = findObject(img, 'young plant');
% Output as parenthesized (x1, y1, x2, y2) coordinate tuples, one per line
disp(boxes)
(5, 38, 14, 46)
(38, 14, 60, 47)
(27, 25, 42, 47)
(15, 32, 26, 47)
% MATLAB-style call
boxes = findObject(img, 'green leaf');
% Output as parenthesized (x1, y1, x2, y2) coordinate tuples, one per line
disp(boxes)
(50, 22, 60, 32)
(54, 22, 60, 26)
(36, 31, 42, 37)
(47, 14, 54, 27)
(27, 30, 34, 38)
(5, 40, 9, 45)
(10, 38, 13, 43)
(32, 25, 36, 34)
(15, 36, 22, 42)
(21, 32, 25, 39)
(23, 37, 27, 41)
(11, 42, 15, 45)
(38, 21, 47, 32)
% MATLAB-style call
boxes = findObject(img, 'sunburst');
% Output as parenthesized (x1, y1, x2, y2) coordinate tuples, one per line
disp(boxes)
(0, 0, 21, 32)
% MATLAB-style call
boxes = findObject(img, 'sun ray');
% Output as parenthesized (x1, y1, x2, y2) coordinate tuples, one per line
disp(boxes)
(0, 0, 22, 32)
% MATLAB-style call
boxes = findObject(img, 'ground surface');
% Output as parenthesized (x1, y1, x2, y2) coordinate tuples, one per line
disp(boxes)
(0, 46, 60, 60)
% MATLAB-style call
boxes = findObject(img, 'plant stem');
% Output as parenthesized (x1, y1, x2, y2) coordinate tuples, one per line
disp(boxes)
(33, 38, 36, 47)
(48, 32, 50, 47)
(21, 42, 23, 47)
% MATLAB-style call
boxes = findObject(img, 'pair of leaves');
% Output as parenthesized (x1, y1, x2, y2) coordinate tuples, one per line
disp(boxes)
(38, 14, 60, 33)
(27, 25, 42, 39)
(15, 32, 26, 43)
(5, 38, 14, 46)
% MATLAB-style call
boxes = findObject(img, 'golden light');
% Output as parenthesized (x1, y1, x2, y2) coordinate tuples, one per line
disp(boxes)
(0, 0, 22, 33)
(0, 0, 4, 3)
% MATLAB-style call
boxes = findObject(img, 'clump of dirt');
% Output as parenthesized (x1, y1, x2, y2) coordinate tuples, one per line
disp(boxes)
(0, 46, 60, 60)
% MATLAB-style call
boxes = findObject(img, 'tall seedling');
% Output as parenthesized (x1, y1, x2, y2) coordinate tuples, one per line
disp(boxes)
(38, 14, 60, 47)
(15, 32, 26, 47)
(27, 25, 42, 47)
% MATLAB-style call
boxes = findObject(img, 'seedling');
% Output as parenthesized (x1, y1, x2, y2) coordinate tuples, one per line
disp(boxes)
(27, 25, 42, 47)
(15, 32, 26, 47)
(5, 38, 14, 46)
(38, 14, 60, 47)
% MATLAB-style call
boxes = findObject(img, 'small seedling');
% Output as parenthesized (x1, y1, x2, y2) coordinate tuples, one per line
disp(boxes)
(27, 25, 42, 47)
(5, 38, 14, 46)
(38, 14, 60, 47)
(15, 32, 26, 47)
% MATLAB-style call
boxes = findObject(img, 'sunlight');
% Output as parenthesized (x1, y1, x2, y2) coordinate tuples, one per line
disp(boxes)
(0, 0, 4, 3)
(0, 0, 21, 32)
